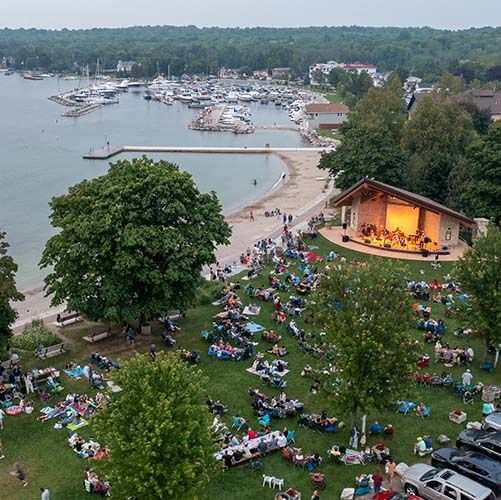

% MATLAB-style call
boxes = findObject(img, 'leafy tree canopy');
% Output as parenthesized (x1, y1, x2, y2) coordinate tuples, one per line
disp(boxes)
(0, 231, 24, 352)
(94, 352, 218, 499)
(450, 122, 501, 220)
(313, 259, 419, 425)
(40, 157, 231, 324)
(454, 225, 501, 361)
(401, 95, 476, 203)
(319, 84, 407, 190)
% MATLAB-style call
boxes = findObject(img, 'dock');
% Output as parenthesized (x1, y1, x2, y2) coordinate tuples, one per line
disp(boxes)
(82, 145, 331, 160)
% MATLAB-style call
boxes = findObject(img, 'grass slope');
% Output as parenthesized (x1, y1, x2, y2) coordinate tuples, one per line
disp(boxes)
(0, 235, 496, 500)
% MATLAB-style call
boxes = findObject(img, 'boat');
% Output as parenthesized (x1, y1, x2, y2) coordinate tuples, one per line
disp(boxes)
(3, 70, 14, 76)
(23, 73, 44, 81)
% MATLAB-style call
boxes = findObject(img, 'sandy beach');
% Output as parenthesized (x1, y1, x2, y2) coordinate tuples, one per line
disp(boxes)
(12, 150, 332, 330)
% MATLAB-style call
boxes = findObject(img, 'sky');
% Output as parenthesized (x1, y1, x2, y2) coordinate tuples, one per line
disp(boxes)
(2, 0, 500, 30)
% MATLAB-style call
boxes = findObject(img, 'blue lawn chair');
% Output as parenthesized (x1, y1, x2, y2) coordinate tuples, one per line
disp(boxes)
(258, 413, 270, 426)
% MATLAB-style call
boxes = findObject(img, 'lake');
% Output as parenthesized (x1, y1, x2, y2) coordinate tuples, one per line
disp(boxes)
(0, 76, 305, 289)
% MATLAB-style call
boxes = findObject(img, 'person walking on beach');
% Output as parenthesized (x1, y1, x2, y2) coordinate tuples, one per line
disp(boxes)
(10, 462, 28, 486)
(249, 210, 254, 222)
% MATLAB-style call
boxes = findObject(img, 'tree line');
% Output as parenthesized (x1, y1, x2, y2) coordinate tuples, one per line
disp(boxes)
(320, 75, 501, 222)
(1, 25, 501, 81)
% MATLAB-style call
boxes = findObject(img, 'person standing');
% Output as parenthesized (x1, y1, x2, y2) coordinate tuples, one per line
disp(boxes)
(0, 408, 5, 430)
(373, 469, 383, 493)
(24, 372, 35, 394)
(311, 490, 320, 500)
(0, 438, 4, 459)
(385, 458, 396, 484)
(40, 487, 50, 500)
(461, 369, 473, 387)
(249, 210, 254, 222)
(10, 462, 28, 487)
(349, 425, 359, 449)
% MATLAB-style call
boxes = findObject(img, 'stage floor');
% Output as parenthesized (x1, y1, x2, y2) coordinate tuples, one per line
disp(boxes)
(319, 227, 467, 261)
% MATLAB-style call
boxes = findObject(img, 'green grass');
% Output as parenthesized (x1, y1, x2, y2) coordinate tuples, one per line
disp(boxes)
(316, 128, 341, 140)
(0, 235, 497, 500)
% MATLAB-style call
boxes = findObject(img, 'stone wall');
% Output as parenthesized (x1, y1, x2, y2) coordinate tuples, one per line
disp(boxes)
(422, 210, 440, 244)
(438, 214, 461, 248)
(356, 194, 387, 231)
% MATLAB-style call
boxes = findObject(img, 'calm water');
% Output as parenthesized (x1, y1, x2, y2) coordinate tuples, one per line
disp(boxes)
(0, 76, 304, 289)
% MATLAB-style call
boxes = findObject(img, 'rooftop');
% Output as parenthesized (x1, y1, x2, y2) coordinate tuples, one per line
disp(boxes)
(333, 178, 474, 225)
(305, 103, 350, 114)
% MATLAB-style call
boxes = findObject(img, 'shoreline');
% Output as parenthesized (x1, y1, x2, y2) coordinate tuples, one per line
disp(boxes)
(12, 150, 331, 330)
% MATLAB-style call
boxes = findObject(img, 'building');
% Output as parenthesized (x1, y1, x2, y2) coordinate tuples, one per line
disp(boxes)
(116, 60, 137, 73)
(305, 103, 350, 130)
(462, 89, 501, 121)
(219, 67, 239, 79)
(271, 67, 291, 80)
(309, 61, 377, 84)
(252, 70, 269, 80)
(333, 178, 474, 253)
(407, 89, 501, 121)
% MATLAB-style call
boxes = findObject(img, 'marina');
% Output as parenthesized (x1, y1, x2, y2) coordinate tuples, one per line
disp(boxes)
(0, 75, 308, 290)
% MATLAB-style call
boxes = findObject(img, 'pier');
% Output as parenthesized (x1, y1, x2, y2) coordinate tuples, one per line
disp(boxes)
(83, 145, 332, 160)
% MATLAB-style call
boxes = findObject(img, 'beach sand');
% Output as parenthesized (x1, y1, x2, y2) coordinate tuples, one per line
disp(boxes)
(12, 150, 332, 330)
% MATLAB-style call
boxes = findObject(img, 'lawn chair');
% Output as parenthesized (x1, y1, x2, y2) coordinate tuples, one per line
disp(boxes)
(286, 429, 296, 443)
(232, 416, 247, 431)
(258, 412, 271, 426)
(463, 391, 474, 405)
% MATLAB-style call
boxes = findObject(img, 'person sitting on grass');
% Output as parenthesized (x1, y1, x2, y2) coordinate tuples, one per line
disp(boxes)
(369, 421, 382, 435)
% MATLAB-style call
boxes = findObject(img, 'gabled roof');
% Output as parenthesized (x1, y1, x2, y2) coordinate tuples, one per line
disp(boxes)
(305, 103, 350, 113)
(333, 178, 474, 225)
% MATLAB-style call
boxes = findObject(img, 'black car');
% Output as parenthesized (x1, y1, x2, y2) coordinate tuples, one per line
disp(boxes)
(456, 429, 501, 462)
(431, 447, 501, 495)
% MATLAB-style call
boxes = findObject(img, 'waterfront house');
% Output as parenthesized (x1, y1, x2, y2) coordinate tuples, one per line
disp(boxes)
(305, 103, 349, 130)
(116, 60, 137, 73)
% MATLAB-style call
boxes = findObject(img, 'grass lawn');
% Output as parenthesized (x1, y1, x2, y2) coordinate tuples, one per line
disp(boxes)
(316, 129, 341, 140)
(0, 235, 497, 499)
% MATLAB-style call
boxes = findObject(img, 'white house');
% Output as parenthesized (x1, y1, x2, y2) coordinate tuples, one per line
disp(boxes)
(309, 61, 377, 84)
(305, 103, 350, 130)
(116, 60, 137, 73)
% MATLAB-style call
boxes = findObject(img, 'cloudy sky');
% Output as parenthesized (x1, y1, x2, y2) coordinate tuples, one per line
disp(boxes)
(2, 0, 500, 30)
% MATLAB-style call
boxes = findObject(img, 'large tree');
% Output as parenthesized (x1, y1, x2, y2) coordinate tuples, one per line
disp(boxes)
(450, 122, 501, 221)
(40, 157, 231, 325)
(94, 352, 217, 499)
(0, 231, 24, 353)
(319, 84, 407, 190)
(313, 259, 419, 426)
(454, 225, 501, 362)
(401, 94, 476, 203)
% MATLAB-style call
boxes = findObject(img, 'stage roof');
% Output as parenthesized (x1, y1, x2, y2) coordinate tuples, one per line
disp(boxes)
(333, 178, 474, 225)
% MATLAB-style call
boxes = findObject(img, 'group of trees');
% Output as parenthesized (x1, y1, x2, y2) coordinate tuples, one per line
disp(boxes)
(1, 26, 501, 80)
(320, 77, 501, 220)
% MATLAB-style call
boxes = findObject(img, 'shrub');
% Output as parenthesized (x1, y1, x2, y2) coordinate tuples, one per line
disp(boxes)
(11, 320, 61, 351)
(194, 280, 222, 306)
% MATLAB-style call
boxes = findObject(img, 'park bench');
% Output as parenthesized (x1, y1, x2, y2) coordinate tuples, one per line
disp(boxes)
(83, 329, 113, 343)
(56, 312, 82, 327)
(36, 343, 65, 359)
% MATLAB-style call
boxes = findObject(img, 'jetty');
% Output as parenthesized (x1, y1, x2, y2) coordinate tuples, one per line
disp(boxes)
(63, 103, 104, 118)
(83, 145, 332, 160)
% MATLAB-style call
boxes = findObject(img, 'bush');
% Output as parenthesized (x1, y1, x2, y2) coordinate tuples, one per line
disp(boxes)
(194, 280, 222, 306)
(11, 320, 61, 351)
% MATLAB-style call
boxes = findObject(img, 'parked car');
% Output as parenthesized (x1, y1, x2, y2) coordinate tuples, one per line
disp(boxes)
(456, 429, 501, 462)
(373, 490, 424, 500)
(402, 464, 495, 500)
(482, 412, 501, 432)
(431, 448, 501, 495)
